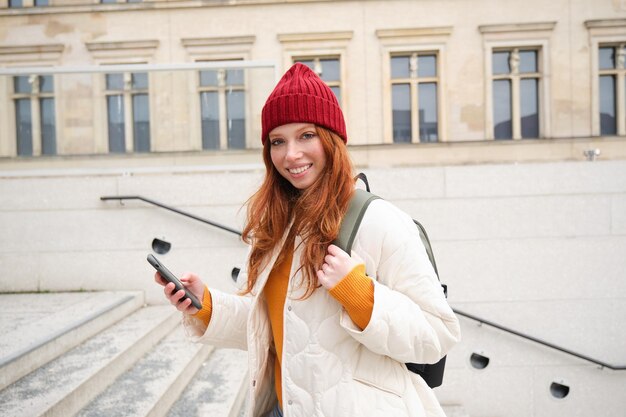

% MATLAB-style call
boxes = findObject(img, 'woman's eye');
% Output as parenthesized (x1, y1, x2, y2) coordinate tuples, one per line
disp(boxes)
(302, 132, 316, 140)
(270, 139, 283, 146)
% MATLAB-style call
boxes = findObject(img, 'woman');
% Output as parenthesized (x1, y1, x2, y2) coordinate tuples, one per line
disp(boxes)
(155, 63, 461, 417)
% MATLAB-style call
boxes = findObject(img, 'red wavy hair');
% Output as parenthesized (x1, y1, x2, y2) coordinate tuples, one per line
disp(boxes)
(241, 126, 355, 298)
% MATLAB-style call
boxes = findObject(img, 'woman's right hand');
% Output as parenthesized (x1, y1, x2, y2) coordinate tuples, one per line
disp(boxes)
(154, 271, 205, 315)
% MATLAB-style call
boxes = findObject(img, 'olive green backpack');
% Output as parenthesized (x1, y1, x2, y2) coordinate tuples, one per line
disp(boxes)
(333, 174, 448, 388)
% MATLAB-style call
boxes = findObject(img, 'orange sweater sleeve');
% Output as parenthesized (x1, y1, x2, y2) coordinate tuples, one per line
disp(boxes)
(192, 286, 213, 326)
(328, 264, 374, 330)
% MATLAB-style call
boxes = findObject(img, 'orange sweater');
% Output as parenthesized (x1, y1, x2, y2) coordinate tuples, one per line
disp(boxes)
(193, 247, 375, 407)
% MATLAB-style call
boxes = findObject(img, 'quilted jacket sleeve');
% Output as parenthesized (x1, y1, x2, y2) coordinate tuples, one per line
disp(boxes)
(338, 199, 461, 365)
(182, 256, 252, 350)
(183, 289, 251, 350)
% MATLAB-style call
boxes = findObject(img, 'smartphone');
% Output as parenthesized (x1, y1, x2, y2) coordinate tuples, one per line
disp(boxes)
(147, 254, 202, 310)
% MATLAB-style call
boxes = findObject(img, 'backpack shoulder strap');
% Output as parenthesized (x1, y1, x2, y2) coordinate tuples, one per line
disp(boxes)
(413, 219, 440, 279)
(333, 189, 380, 253)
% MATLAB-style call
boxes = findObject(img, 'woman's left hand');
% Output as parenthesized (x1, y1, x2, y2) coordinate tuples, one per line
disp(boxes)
(317, 244, 360, 290)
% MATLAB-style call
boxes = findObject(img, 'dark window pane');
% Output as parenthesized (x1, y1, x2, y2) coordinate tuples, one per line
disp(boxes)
(599, 47, 615, 70)
(39, 75, 54, 93)
(320, 59, 340, 82)
(519, 50, 538, 73)
(15, 98, 32, 156)
(296, 60, 315, 71)
(226, 90, 245, 149)
(493, 51, 511, 75)
(9, 0, 23, 7)
(391, 56, 410, 79)
(392, 84, 411, 143)
(418, 55, 437, 78)
(34, 0, 49, 6)
(199, 70, 218, 87)
(106, 74, 124, 91)
(132, 94, 150, 152)
(40, 98, 57, 155)
(600, 75, 617, 135)
(493, 79, 512, 139)
(226, 69, 244, 86)
(330, 86, 341, 105)
(107, 95, 125, 153)
(200, 91, 220, 149)
(100, 0, 117, 3)
(131, 73, 148, 90)
(14, 76, 31, 94)
(520, 78, 539, 138)
(418, 83, 438, 142)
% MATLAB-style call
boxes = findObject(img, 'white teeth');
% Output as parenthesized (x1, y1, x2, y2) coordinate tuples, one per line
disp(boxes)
(289, 164, 311, 174)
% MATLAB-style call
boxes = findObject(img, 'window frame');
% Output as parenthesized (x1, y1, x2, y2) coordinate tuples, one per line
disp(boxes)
(0, 44, 63, 157)
(103, 71, 151, 153)
(479, 22, 554, 140)
(197, 60, 247, 150)
(86, 40, 158, 154)
(388, 51, 442, 143)
(376, 27, 451, 144)
(489, 46, 543, 140)
(181, 36, 255, 150)
(11, 74, 57, 156)
(596, 43, 625, 136)
(586, 19, 626, 137)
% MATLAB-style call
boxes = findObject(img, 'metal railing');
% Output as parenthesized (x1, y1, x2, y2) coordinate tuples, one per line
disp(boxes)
(101, 194, 626, 371)
(100, 195, 242, 236)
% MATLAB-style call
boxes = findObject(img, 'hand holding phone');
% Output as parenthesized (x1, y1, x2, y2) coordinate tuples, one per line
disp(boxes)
(147, 254, 203, 310)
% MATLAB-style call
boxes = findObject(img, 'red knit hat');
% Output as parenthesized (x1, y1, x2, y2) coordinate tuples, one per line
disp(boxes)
(261, 62, 347, 144)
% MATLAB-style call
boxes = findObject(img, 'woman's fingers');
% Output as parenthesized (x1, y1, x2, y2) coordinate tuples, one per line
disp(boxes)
(166, 286, 195, 312)
(154, 272, 167, 286)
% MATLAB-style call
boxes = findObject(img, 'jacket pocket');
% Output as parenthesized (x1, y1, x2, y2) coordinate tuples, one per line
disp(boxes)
(353, 376, 402, 398)
(352, 348, 407, 398)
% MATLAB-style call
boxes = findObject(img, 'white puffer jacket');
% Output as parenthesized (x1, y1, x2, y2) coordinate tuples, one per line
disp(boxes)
(184, 199, 461, 417)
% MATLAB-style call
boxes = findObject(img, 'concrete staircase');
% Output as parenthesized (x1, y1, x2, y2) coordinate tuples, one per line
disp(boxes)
(0, 291, 467, 417)
(0, 291, 249, 417)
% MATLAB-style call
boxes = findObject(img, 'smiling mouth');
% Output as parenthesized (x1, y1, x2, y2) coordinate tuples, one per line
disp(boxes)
(288, 164, 312, 175)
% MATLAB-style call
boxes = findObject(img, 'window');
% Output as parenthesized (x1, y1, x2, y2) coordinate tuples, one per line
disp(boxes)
(104, 72, 150, 153)
(389, 53, 439, 143)
(598, 44, 625, 136)
(8, 0, 49, 7)
(12, 75, 56, 156)
(294, 57, 342, 104)
(198, 65, 246, 150)
(491, 48, 540, 140)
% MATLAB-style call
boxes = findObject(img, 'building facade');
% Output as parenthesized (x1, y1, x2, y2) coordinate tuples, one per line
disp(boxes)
(0, 0, 625, 166)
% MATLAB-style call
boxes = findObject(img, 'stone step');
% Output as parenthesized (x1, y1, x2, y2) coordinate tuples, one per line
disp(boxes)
(75, 325, 213, 417)
(0, 291, 144, 391)
(166, 347, 249, 417)
(0, 304, 179, 417)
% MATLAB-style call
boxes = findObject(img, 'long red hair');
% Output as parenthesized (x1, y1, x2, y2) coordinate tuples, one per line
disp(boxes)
(241, 126, 355, 298)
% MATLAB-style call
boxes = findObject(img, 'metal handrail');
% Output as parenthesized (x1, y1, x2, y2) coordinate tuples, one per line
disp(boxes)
(453, 309, 625, 370)
(100, 195, 242, 236)
(101, 194, 626, 371)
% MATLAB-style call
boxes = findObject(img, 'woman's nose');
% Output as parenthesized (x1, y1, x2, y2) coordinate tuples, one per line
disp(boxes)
(285, 142, 302, 161)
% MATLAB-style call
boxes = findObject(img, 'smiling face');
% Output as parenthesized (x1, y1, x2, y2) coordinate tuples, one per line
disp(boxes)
(268, 123, 327, 190)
